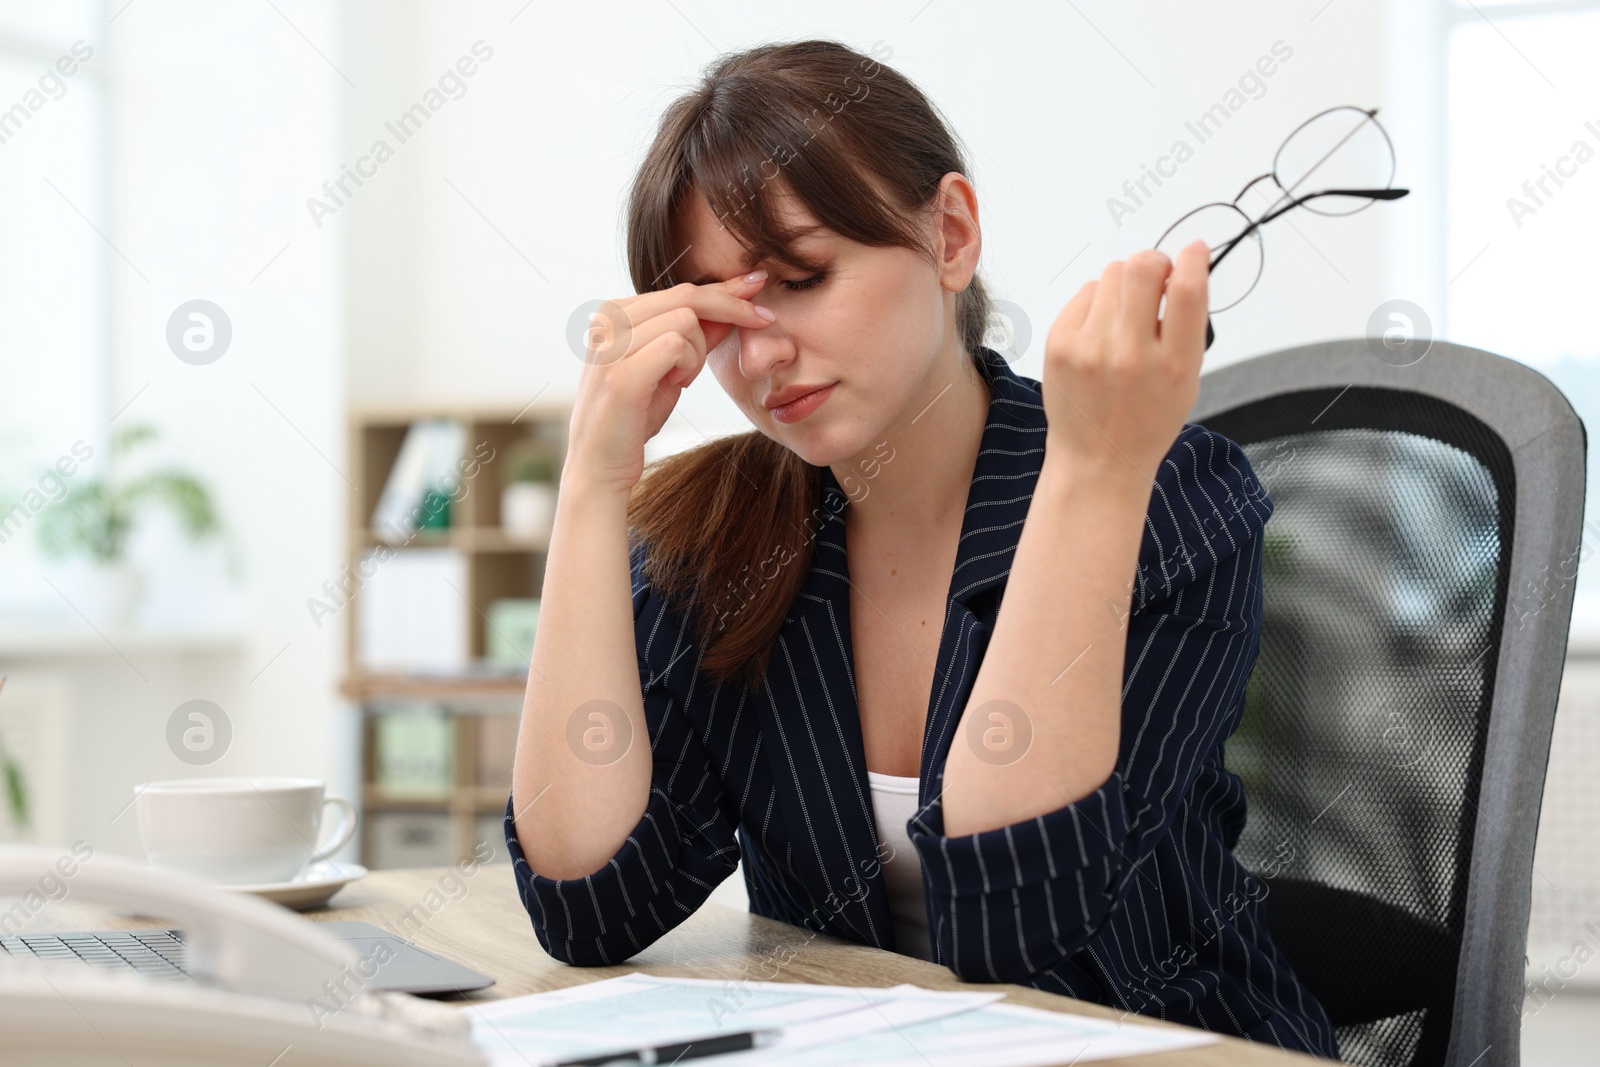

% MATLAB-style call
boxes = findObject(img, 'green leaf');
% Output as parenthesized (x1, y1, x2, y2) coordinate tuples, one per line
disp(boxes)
(35, 481, 129, 562)
(122, 471, 220, 540)
(1, 755, 25, 828)
(113, 423, 159, 456)
(502, 437, 558, 485)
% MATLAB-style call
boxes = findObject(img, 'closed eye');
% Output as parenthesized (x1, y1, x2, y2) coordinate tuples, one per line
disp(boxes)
(780, 272, 827, 292)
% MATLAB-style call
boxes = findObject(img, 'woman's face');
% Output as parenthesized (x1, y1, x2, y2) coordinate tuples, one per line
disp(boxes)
(673, 186, 960, 469)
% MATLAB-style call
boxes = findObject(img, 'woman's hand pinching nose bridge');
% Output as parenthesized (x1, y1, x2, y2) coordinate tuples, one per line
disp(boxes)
(563, 262, 783, 497)
(700, 268, 777, 350)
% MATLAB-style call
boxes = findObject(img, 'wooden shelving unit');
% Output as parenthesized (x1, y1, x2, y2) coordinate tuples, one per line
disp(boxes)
(343, 400, 571, 868)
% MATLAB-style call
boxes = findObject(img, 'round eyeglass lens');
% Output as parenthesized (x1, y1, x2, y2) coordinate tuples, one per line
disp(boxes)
(1155, 202, 1262, 313)
(1273, 106, 1396, 216)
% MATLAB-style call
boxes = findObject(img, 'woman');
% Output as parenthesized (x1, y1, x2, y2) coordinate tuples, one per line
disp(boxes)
(505, 38, 1337, 1058)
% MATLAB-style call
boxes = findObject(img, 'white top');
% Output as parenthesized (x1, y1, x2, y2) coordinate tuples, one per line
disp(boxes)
(865, 770, 935, 962)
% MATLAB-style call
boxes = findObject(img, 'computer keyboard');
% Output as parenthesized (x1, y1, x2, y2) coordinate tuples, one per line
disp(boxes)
(0, 930, 191, 980)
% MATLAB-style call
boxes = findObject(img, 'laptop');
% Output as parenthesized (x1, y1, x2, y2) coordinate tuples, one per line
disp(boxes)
(0, 921, 496, 997)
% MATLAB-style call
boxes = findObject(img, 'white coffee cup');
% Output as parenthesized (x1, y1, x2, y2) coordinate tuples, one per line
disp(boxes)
(133, 776, 358, 886)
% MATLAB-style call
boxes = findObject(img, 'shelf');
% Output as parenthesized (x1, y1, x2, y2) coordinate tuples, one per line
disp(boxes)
(349, 398, 572, 425)
(340, 673, 527, 700)
(361, 785, 510, 814)
(362, 785, 453, 810)
(353, 526, 551, 552)
(348, 404, 565, 868)
(459, 527, 552, 552)
(468, 785, 513, 812)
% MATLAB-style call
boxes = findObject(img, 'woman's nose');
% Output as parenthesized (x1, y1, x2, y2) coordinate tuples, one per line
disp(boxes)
(736, 325, 794, 381)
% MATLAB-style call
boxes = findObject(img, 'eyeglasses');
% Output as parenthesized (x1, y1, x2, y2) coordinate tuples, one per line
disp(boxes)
(1154, 105, 1410, 351)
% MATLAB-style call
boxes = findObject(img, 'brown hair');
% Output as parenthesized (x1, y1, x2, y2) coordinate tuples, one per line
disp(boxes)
(624, 38, 996, 695)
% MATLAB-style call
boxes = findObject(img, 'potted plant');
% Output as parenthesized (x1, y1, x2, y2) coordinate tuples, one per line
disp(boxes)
(500, 437, 559, 542)
(35, 424, 225, 627)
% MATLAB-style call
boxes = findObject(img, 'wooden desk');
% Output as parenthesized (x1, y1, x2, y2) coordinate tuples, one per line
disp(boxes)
(61, 865, 1319, 1067)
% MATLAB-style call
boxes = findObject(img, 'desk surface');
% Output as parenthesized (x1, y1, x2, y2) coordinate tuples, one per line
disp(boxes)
(61, 864, 1318, 1067)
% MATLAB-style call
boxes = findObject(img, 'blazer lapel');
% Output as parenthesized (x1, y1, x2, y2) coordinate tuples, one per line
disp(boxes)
(757, 347, 1049, 948)
(755, 473, 892, 947)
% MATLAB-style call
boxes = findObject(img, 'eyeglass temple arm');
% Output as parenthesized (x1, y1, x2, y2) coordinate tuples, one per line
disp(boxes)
(1209, 187, 1410, 273)
(1202, 187, 1407, 354)
(1253, 186, 1409, 228)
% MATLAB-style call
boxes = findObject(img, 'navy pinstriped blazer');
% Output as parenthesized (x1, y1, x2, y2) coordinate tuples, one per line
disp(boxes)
(504, 346, 1339, 1058)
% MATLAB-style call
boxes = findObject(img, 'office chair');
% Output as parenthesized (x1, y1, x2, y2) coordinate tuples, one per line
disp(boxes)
(1190, 339, 1586, 1067)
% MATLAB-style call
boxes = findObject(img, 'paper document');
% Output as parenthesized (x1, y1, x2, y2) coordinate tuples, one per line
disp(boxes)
(466, 972, 1218, 1066)
(746, 992, 1219, 1066)
(468, 973, 995, 1066)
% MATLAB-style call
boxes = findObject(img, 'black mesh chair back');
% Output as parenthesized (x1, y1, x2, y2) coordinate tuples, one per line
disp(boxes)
(1190, 339, 1585, 1067)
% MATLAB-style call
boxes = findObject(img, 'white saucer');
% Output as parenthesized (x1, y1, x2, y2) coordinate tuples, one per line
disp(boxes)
(216, 860, 368, 911)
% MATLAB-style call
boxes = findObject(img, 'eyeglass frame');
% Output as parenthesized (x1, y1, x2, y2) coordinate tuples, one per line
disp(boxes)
(1154, 105, 1411, 351)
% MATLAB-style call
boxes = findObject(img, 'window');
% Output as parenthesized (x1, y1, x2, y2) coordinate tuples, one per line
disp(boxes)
(0, 6, 109, 609)
(1442, 0, 1600, 981)
(1444, 0, 1600, 600)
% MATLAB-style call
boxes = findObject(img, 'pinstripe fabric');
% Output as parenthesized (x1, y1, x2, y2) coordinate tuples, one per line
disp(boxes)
(504, 346, 1339, 1059)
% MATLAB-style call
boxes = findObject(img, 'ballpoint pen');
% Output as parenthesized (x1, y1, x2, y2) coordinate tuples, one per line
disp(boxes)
(550, 1027, 782, 1067)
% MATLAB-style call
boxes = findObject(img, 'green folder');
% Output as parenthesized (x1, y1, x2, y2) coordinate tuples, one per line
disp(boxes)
(486, 598, 540, 668)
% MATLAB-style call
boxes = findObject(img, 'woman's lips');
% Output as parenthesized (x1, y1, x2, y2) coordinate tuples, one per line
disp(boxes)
(770, 382, 836, 424)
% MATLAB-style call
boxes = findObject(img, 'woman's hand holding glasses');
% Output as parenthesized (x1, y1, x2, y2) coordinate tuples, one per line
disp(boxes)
(1042, 240, 1211, 488)
(1040, 105, 1412, 489)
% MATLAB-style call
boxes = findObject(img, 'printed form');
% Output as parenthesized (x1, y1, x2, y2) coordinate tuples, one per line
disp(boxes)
(468, 972, 1218, 1066)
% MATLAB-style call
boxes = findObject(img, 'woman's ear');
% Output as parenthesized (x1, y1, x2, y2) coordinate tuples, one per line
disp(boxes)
(933, 172, 981, 293)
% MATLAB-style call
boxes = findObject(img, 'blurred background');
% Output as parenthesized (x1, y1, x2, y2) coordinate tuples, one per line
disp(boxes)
(0, 1, 1594, 1060)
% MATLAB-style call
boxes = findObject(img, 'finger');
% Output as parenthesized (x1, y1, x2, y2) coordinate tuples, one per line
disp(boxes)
(630, 272, 774, 338)
(699, 310, 743, 358)
(632, 327, 706, 397)
(1158, 239, 1210, 353)
(699, 270, 776, 352)
(1119, 249, 1173, 342)
(629, 305, 709, 384)
(593, 273, 772, 365)
(1085, 260, 1125, 339)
